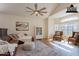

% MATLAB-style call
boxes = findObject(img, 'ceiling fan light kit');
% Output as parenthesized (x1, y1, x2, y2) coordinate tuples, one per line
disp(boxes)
(26, 3, 47, 16)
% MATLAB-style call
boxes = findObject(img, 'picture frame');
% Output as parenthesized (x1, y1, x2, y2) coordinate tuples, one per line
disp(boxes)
(16, 21, 29, 31)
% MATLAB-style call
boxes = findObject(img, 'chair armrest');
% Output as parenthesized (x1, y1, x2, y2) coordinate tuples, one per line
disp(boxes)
(68, 36, 73, 38)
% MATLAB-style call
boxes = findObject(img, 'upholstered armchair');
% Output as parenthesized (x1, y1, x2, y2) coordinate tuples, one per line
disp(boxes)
(53, 31, 63, 41)
(68, 32, 79, 45)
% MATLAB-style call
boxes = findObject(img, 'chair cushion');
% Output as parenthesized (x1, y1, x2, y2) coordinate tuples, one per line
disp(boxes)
(76, 35, 79, 40)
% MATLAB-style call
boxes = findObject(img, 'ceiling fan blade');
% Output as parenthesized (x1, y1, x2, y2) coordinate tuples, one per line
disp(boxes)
(26, 7, 34, 11)
(35, 3, 37, 10)
(40, 11, 47, 13)
(39, 7, 46, 11)
(39, 13, 43, 16)
(30, 12, 35, 15)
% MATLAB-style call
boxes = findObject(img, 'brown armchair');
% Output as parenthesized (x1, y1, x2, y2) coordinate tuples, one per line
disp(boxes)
(53, 31, 63, 41)
(68, 32, 79, 45)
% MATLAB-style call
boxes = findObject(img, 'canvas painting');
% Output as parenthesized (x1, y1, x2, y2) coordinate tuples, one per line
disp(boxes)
(16, 21, 29, 31)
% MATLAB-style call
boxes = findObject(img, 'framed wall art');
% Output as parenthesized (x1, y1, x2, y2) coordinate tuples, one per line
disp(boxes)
(16, 21, 29, 31)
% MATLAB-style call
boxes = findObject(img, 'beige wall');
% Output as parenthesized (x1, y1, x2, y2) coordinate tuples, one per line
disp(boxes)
(0, 14, 47, 38)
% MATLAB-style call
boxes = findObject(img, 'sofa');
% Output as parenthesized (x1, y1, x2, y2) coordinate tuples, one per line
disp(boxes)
(0, 40, 17, 56)
(0, 33, 33, 56)
(0, 33, 24, 56)
(4, 34, 24, 45)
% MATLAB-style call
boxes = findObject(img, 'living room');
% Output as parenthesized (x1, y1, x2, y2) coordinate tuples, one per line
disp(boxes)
(0, 3, 79, 56)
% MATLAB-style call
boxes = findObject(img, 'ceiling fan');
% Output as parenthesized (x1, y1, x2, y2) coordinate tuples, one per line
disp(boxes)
(26, 3, 47, 16)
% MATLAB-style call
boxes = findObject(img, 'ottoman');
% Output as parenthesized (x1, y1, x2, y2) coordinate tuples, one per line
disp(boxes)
(22, 42, 32, 51)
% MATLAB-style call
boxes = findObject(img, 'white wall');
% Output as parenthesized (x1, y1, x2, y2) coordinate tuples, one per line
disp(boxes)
(43, 18, 48, 38)
(0, 14, 46, 38)
(48, 17, 55, 38)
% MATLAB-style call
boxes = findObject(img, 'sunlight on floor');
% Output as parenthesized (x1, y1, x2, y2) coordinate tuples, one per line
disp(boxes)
(54, 41, 74, 49)
(50, 42, 72, 53)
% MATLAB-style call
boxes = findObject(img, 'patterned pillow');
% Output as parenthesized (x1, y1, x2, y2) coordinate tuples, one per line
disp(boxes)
(8, 34, 19, 43)
(8, 34, 19, 40)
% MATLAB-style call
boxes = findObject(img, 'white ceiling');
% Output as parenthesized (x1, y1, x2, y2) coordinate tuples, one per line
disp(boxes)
(0, 3, 79, 20)
(0, 3, 57, 18)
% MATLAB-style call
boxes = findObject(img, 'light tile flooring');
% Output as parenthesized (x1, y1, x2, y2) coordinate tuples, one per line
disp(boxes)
(15, 39, 79, 56)
(49, 40, 79, 56)
(39, 39, 79, 56)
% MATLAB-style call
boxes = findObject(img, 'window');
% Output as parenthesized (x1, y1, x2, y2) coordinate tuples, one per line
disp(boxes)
(54, 23, 78, 36)
(36, 27, 42, 35)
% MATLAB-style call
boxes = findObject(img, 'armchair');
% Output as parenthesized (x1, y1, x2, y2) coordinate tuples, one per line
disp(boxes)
(68, 32, 79, 45)
(53, 31, 63, 41)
